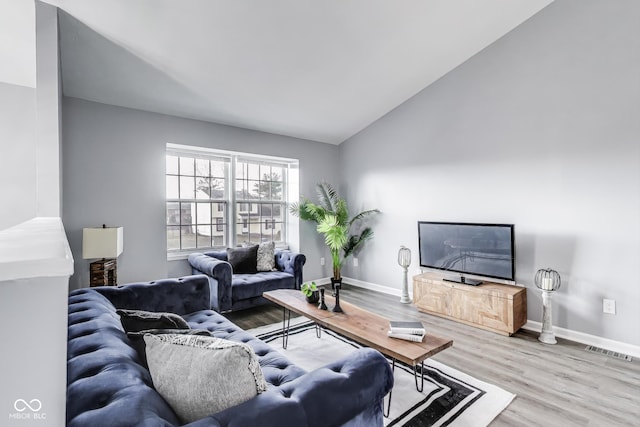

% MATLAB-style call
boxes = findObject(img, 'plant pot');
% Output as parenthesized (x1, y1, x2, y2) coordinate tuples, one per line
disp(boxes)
(305, 290, 320, 304)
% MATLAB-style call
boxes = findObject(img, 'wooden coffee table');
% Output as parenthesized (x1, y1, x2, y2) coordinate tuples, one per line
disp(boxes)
(263, 289, 453, 415)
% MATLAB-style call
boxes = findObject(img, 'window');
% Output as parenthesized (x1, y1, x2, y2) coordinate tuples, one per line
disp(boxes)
(166, 152, 228, 252)
(166, 144, 298, 257)
(235, 159, 286, 246)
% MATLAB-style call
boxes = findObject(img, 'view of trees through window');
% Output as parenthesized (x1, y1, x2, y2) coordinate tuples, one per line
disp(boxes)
(166, 147, 293, 254)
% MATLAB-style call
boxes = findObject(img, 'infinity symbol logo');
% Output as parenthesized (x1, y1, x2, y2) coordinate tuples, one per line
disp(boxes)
(14, 399, 42, 412)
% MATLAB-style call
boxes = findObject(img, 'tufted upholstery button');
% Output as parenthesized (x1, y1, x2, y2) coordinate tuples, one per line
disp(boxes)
(280, 389, 292, 398)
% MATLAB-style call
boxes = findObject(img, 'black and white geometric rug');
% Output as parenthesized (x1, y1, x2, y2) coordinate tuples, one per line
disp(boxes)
(249, 319, 515, 427)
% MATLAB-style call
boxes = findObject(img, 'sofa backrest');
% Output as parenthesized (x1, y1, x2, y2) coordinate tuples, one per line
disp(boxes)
(203, 250, 228, 262)
(94, 275, 210, 316)
(67, 289, 180, 426)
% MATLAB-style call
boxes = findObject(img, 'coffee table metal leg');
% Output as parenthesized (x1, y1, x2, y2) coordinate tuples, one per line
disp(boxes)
(384, 358, 396, 417)
(315, 323, 322, 338)
(281, 308, 291, 349)
(413, 361, 425, 392)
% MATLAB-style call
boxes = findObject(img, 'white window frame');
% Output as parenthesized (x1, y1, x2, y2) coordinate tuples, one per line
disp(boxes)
(166, 143, 298, 260)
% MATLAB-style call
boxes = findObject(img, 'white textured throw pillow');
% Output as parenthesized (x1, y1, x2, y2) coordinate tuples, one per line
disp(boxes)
(256, 241, 276, 272)
(144, 334, 268, 423)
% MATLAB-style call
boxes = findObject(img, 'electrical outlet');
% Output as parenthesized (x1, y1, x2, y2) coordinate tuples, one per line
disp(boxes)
(603, 299, 616, 314)
(353, 257, 359, 267)
(320, 257, 325, 266)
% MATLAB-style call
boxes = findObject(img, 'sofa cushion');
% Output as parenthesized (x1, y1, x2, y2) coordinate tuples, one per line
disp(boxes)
(257, 241, 276, 271)
(231, 271, 296, 302)
(227, 245, 258, 274)
(144, 333, 268, 424)
(117, 309, 190, 332)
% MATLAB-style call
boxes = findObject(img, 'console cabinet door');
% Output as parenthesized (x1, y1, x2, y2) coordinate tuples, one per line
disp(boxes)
(413, 278, 452, 316)
(451, 291, 510, 332)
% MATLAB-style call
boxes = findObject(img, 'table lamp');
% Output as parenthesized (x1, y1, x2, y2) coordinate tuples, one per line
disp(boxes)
(83, 225, 123, 286)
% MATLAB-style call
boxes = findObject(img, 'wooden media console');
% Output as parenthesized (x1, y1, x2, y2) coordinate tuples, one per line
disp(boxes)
(413, 272, 527, 336)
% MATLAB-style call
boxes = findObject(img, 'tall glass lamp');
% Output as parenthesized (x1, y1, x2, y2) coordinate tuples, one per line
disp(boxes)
(398, 246, 412, 304)
(534, 268, 561, 344)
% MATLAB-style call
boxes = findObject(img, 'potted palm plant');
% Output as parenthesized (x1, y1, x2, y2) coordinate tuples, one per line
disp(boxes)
(291, 182, 379, 290)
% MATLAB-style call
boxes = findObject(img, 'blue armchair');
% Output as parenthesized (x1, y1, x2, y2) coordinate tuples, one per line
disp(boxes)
(188, 249, 306, 312)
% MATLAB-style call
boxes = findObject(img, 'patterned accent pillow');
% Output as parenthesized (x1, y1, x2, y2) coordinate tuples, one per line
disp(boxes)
(256, 241, 276, 272)
(127, 329, 211, 369)
(144, 334, 268, 423)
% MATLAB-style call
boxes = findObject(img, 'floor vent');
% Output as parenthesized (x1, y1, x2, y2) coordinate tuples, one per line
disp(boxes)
(585, 345, 633, 362)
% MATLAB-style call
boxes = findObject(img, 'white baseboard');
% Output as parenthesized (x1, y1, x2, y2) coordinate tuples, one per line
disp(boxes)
(329, 276, 640, 360)
(522, 321, 640, 359)
(343, 276, 410, 298)
(311, 276, 409, 298)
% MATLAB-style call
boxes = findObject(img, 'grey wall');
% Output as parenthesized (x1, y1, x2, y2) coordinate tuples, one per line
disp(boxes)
(339, 0, 640, 346)
(62, 97, 339, 290)
(0, 82, 37, 230)
(35, 0, 62, 218)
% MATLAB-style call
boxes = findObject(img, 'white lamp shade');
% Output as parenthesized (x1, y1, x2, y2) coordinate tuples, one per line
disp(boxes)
(82, 227, 123, 259)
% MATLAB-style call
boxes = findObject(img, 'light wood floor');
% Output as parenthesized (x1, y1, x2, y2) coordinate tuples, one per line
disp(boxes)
(226, 285, 640, 427)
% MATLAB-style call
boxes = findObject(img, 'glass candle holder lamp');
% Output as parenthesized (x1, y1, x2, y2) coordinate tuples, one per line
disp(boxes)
(534, 268, 561, 344)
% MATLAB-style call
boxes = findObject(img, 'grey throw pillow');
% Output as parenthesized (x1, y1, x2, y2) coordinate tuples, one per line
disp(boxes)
(144, 334, 268, 423)
(256, 241, 276, 272)
(127, 329, 212, 369)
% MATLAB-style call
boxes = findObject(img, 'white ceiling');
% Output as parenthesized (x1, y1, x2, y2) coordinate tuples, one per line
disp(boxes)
(4, 0, 553, 144)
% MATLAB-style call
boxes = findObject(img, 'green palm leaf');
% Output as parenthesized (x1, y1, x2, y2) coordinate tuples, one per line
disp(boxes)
(316, 182, 339, 212)
(349, 209, 380, 226)
(290, 182, 379, 280)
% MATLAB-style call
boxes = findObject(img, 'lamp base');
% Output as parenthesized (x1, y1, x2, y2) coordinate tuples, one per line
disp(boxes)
(539, 289, 556, 344)
(538, 332, 557, 345)
(89, 258, 117, 287)
(400, 268, 412, 303)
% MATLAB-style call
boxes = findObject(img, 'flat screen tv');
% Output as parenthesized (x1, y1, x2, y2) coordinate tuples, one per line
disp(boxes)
(418, 221, 515, 285)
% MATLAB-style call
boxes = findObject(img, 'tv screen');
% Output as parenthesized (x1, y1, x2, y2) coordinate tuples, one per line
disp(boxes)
(418, 221, 515, 283)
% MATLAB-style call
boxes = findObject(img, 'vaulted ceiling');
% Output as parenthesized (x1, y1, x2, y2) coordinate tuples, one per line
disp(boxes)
(3, 0, 553, 144)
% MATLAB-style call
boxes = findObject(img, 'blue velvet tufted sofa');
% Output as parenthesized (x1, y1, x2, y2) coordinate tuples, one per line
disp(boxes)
(67, 275, 393, 427)
(188, 249, 306, 312)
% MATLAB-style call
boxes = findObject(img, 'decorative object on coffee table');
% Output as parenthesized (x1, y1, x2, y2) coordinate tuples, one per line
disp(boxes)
(398, 246, 412, 303)
(301, 282, 319, 303)
(534, 268, 561, 344)
(318, 288, 328, 310)
(330, 277, 342, 295)
(332, 287, 343, 313)
(82, 224, 124, 286)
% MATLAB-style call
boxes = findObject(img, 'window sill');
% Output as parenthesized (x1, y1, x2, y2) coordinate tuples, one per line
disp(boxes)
(167, 252, 191, 261)
(167, 243, 290, 262)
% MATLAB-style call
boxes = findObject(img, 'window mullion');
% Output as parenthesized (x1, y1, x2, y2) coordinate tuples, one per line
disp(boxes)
(229, 155, 237, 247)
